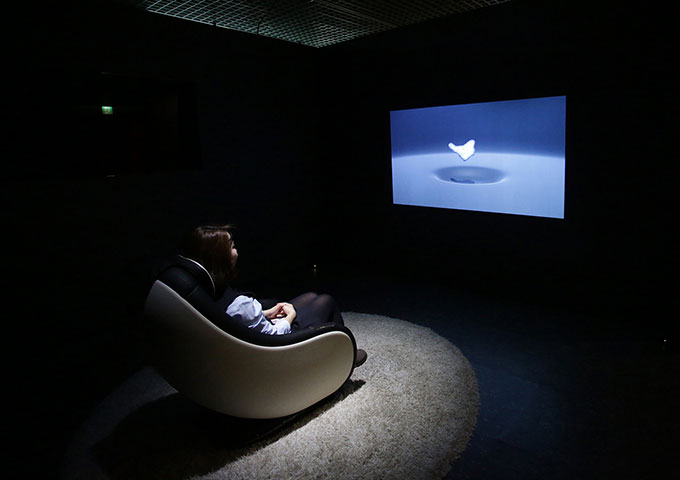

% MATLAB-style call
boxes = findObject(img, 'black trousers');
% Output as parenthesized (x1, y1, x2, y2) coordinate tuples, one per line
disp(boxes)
(260, 292, 344, 330)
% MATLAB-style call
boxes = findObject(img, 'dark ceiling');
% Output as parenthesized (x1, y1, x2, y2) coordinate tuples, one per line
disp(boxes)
(135, 0, 512, 48)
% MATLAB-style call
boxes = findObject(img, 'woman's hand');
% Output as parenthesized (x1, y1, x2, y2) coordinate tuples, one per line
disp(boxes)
(263, 303, 285, 319)
(264, 303, 296, 325)
(281, 303, 296, 323)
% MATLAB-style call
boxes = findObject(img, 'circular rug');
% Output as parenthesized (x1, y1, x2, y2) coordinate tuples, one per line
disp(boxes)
(61, 313, 480, 480)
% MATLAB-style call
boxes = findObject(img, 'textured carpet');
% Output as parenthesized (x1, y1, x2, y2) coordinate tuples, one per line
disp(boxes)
(61, 313, 480, 479)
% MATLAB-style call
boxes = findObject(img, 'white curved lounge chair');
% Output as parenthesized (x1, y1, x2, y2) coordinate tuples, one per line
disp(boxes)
(144, 256, 358, 419)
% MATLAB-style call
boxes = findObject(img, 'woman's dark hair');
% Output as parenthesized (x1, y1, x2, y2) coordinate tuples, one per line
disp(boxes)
(181, 224, 236, 297)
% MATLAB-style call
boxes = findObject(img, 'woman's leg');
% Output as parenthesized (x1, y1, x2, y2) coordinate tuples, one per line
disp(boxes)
(289, 292, 344, 329)
(290, 292, 366, 367)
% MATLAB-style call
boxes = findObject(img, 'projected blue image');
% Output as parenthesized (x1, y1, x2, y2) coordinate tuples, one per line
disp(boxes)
(390, 96, 566, 219)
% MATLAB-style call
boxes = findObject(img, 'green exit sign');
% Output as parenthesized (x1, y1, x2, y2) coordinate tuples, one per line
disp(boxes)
(101, 106, 113, 115)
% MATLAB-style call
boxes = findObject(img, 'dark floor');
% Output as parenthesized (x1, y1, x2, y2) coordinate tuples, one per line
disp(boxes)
(255, 265, 679, 479)
(15, 263, 678, 479)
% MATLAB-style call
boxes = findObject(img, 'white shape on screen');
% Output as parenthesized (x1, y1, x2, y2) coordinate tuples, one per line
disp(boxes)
(448, 139, 476, 161)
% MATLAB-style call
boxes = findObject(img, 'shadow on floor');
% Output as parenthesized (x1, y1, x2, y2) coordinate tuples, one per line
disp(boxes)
(91, 379, 364, 480)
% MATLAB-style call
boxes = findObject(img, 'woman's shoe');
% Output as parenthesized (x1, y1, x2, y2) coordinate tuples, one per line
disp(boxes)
(354, 349, 367, 367)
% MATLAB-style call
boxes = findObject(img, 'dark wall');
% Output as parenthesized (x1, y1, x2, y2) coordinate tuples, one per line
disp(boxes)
(9, 1, 324, 305)
(6, 1, 323, 475)
(317, 0, 674, 321)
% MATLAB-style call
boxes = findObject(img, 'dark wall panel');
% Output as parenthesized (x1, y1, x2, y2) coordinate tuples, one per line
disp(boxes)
(316, 0, 673, 317)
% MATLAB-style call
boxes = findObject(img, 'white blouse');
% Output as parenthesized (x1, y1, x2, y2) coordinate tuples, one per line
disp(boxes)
(226, 295, 291, 335)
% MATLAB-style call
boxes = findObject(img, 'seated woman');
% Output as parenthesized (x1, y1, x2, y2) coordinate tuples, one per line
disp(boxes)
(181, 224, 367, 367)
